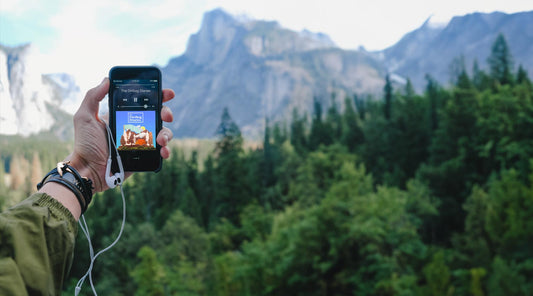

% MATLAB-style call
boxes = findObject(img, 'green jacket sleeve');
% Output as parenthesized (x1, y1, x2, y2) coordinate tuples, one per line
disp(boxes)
(0, 193, 78, 296)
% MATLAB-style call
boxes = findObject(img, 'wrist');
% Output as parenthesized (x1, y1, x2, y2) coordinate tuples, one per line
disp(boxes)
(39, 181, 82, 220)
(67, 154, 104, 192)
(37, 161, 94, 216)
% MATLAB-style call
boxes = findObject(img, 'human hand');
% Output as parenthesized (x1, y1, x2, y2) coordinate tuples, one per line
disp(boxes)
(68, 78, 175, 192)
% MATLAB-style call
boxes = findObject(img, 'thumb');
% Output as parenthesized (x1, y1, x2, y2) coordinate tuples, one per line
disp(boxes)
(79, 78, 109, 118)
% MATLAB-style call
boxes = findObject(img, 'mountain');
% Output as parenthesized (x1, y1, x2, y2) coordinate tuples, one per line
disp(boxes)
(383, 11, 533, 90)
(1, 9, 532, 139)
(0, 44, 80, 137)
(162, 9, 386, 138)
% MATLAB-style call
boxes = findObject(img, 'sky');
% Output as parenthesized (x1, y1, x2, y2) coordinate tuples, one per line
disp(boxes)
(1, 0, 532, 93)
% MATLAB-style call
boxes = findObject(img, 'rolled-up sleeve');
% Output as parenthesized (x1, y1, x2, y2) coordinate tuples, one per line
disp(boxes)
(0, 193, 78, 296)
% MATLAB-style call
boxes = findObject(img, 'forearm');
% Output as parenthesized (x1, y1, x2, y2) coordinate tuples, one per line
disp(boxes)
(39, 182, 82, 220)
(0, 193, 77, 295)
(38, 156, 99, 221)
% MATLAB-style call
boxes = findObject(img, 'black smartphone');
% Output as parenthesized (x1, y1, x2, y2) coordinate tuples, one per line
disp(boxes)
(109, 66, 162, 172)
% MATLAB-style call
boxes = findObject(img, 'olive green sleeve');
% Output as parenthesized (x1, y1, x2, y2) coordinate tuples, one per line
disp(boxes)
(0, 193, 78, 296)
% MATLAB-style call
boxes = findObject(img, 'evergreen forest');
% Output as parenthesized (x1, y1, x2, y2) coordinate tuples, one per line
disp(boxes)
(1, 34, 532, 295)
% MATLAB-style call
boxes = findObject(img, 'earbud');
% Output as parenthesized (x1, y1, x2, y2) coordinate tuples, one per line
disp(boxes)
(104, 123, 125, 189)
(105, 158, 124, 188)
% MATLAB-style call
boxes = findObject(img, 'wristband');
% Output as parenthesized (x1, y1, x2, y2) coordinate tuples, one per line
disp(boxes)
(37, 161, 94, 213)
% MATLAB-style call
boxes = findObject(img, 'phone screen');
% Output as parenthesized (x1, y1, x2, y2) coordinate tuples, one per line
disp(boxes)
(111, 79, 158, 151)
(109, 66, 162, 172)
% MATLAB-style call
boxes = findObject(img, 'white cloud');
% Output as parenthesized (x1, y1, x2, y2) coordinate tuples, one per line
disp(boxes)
(35, 0, 207, 92)
(211, 0, 532, 50)
(0, 0, 47, 15)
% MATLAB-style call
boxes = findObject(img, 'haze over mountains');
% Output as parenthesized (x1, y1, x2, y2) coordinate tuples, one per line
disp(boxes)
(0, 44, 80, 137)
(1, 9, 531, 138)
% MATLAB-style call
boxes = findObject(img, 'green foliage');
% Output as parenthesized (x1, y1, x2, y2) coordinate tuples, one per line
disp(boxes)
(308, 96, 334, 150)
(240, 203, 272, 241)
(131, 246, 166, 296)
(287, 144, 357, 206)
(353, 93, 367, 120)
(484, 169, 533, 260)
(50, 34, 533, 295)
(487, 33, 514, 86)
(290, 108, 308, 154)
(213, 107, 250, 226)
(452, 186, 492, 268)
(340, 96, 364, 152)
(384, 73, 393, 120)
(487, 257, 525, 296)
(422, 251, 453, 296)
(205, 160, 437, 296)
(472, 59, 492, 90)
(159, 210, 209, 295)
(516, 65, 532, 87)
(470, 267, 486, 296)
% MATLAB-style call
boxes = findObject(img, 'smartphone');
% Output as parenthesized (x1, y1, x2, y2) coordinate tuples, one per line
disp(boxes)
(109, 66, 162, 172)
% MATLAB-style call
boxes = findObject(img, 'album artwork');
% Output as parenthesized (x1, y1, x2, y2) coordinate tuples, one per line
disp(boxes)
(116, 111, 156, 151)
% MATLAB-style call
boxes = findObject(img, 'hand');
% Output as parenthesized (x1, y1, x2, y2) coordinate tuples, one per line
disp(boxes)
(68, 78, 175, 192)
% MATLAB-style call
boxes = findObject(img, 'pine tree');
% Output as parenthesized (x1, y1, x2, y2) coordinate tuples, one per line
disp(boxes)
(213, 107, 247, 225)
(353, 94, 367, 121)
(325, 93, 342, 141)
(456, 69, 473, 90)
(384, 74, 393, 120)
(516, 65, 531, 86)
(263, 118, 275, 188)
(487, 33, 514, 86)
(452, 55, 473, 89)
(309, 96, 328, 150)
(404, 78, 415, 99)
(200, 155, 216, 230)
(272, 122, 287, 145)
(341, 96, 364, 152)
(426, 74, 440, 132)
(290, 108, 308, 154)
(215, 107, 243, 155)
(187, 151, 199, 197)
(472, 59, 490, 90)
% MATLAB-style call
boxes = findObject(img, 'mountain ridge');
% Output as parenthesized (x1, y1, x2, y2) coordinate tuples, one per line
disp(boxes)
(1, 9, 532, 138)
(162, 8, 385, 138)
(382, 10, 533, 90)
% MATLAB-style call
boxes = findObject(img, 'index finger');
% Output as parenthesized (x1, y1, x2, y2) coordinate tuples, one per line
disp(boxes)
(162, 89, 175, 103)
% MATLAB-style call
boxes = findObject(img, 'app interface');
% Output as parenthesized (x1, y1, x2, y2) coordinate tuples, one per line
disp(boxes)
(112, 79, 158, 151)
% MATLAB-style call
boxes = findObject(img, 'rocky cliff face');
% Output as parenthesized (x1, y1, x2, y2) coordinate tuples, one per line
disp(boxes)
(162, 9, 385, 138)
(0, 48, 17, 135)
(2, 9, 532, 138)
(383, 11, 533, 90)
(0, 44, 80, 137)
(163, 9, 533, 138)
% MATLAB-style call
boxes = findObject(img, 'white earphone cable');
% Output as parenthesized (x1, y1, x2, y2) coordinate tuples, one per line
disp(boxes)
(75, 122, 126, 296)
